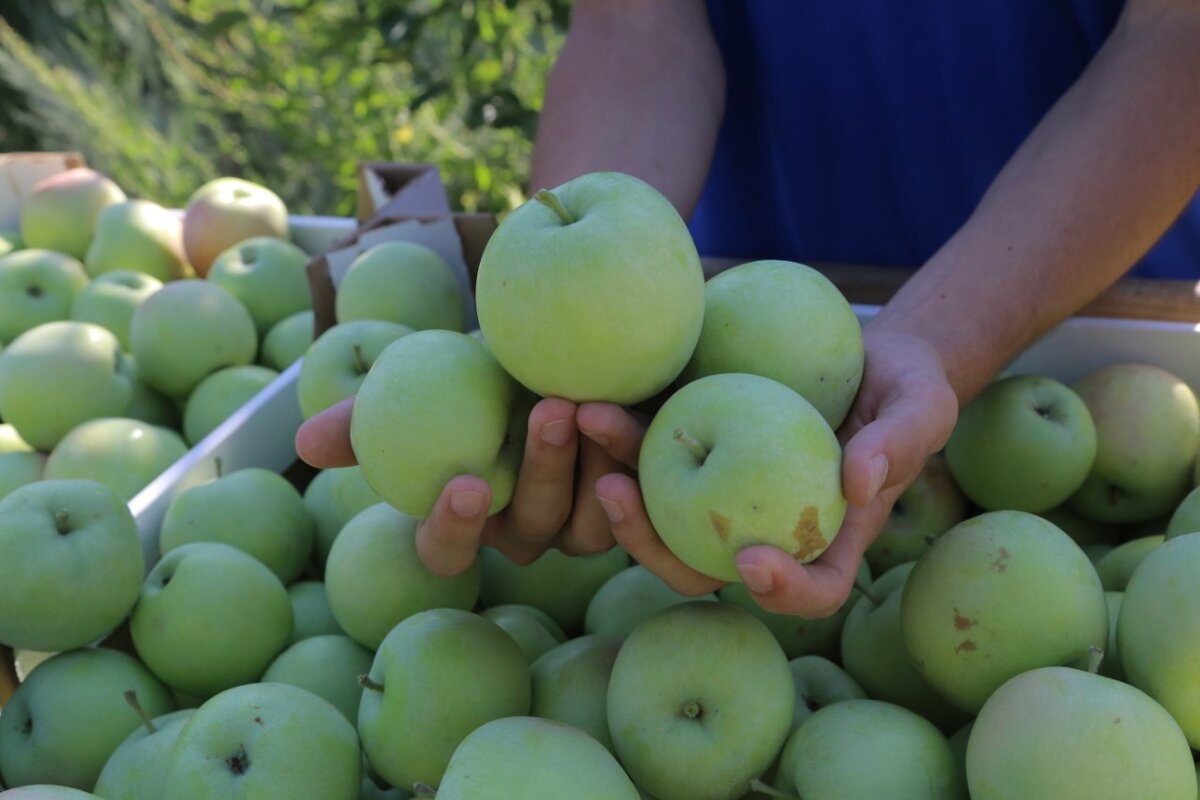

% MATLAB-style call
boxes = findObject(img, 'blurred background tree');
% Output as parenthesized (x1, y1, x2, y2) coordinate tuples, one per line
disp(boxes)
(0, 0, 569, 216)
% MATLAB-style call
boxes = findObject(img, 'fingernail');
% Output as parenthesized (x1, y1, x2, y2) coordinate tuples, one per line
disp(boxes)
(540, 419, 573, 447)
(598, 497, 625, 524)
(581, 428, 610, 447)
(738, 564, 774, 595)
(450, 491, 485, 518)
(867, 455, 890, 501)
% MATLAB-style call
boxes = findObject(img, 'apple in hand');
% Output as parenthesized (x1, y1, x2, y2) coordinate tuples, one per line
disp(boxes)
(586, 564, 717, 640)
(481, 604, 567, 663)
(182, 365, 278, 445)
(261, 635, 374, 724)
(297, 320, 411, 419)
(70, 270, 162, 352)
(44, 418, 188, 501)
(288, 580, 344, 643)
(182, 177, 289, 276)
(84, 200, 191, 281)
(303, 465, 381, 570)
(336, 241, 465, 332)
(0, 249, 90, 343)
(261, 309, 313, 371)
(206, 237, 311, 335)
(530, 635, 621, 752)
(476, 171, 704, 404)
(786, 656, 868, 735)
(93, 706, 194, 800)
(20, 167, 126, 259)
(866, 454, 966, 574)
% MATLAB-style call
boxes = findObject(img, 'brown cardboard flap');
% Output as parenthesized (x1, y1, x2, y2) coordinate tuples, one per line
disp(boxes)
(0, 151, 87, 231)
(355, 162, 451, 223)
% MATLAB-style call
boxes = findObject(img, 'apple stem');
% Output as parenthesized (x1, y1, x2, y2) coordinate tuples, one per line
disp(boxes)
(413, 783, 437, 798)
(1087, 645, 1105, 675)
(358, 674, 386, 693)
(352, 344, 369, 375)
(924, 534, 939, 547)
(124, 690, 157, 735)
(213, 457, 224, 479)
(534, 189, 575, 225)
(749, 778, 798, 798)
(54, 510, 71, 535)
(855, 579, 882, 607)
(673, 428, 709, 463)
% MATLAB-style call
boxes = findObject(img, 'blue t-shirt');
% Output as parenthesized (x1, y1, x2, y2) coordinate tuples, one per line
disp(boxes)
(690, 1, 1200, 278)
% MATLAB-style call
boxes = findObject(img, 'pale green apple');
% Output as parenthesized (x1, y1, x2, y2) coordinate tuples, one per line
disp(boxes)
(3, 785, 102, 798)
(0, 648, 174, 790)
(640, 373, 846, 582)
(287, 580, 344, 643)
(130, 542, 293, 698)
(44, 418, 188, 501)
(129, 279, 257, 398)
(867, 454, 966, 574)
(297, 320, 411, 419)
(336, 241, 465, 331)
(901, 511, 1108, 714)
(207, 237, 311, 335)
(0, 480, 143, 651)
(529, 635, 621, 752)
(1118, 531, 1200, 747)
(262, 635, 374, 724)
(0, 249, 90, 343)
(946, 721, 973, 794)
(119, 357, 179, 429)
(69, 270, 162, 352)
(587, 564, 717, 640)
(93, 708, 194, 800)
(1166, 485, 1200, 539)
(436, 717, 639, 799)
(1095, 535, 1163, 591)
(84, 200, 191, 282)
(1069, 364, 1200, 523)
(0, 229, 21, 257)
(162, 682, 360, 800)
(182, 177, 289, 276)
(681, 260, 863, 428)
(481, 604, 566, 663)
(608, 602, 793, 800)
(1039, 504, 1119, 548)
(181, 365, 278, 445)
(967, 667, 1195, 799)
(302, 465, 381, 570)
(0, 451, 46, 500)
(476, 171, 704, 404)
(787, 656, 867, 735)
(19, 168, 125, 259)
(158, 467, 315, 585)
(260, 309, 313, 371)
(325, 503, 480, 649)
(358, 608, 531, 790)
(0, 422, 33, 453)
(350, 330, 529, 518)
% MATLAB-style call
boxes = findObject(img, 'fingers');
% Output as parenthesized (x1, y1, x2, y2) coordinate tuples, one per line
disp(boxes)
(294, 397, 357, 468)
(577, 403, 647, 469)
(555, 437, 622, 556)
(506, 398, 580, 549)
(415, 475, 492, 576)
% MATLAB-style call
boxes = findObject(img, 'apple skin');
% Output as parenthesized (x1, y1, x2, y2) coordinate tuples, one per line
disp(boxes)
(529, 635, 621, 752)
(0, 422, 33, 453)
(1165, 485, 1200, 539)
(901, 511, 1108, 714)
(129, 280, 257, 398)
(0, 450, 46, 501)
(44, 417, 188, 501)
(945, 375, 1097, 513)
(260, 309, 313, 371)
(476, 171, 704, 404)
(206, 236, 311, 335)
(867, 454, 967, 574)
(20, 168, 126, 260)
(162, 682, 360, 800)
(586, 564, 718, 640)
(336, 241, 465, 332)
(350, 330, 530, 518)
(119, 357, 179, 429)
(1098, 591, 1125, 681)
(302, 465, 381, 571)
(93, 709, 194, 800)
(0, 249, 90, 344)
(287, 580, 344, 643)
(1094, 535, 1163, 591)
(69, 270, 162, 352)
(325, 503, 480, 649)
(0, 479, 143, 652)
(436, 717, 640, 799)
(261, 635, 374, 724)
(358, 608, 531, 790)
(130, 542, 293, 698)
(181, 365, 278, 445)
(0, 648, 175, 791)
(84, 200, 191, 282)
(297, 320, 411, 419)
(481, 604, 567, 663)
(786, 655, 867, 734)
(1068, 364, 1200, 524)
(640, 373, 846, 582)
(4, 786, 103, 798)
(607, 601, 794, 800)
(182, 177, 289, 277)
(1118, 532, 1200, 747)
(967, 667, 1195, 800)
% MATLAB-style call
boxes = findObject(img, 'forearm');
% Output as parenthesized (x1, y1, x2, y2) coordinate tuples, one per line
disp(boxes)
(873, 1, 1200, 405)
(530, 0, 725, 216)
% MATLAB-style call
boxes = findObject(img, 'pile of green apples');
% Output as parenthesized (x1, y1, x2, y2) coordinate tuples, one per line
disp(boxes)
(3, 171, 1200, 800)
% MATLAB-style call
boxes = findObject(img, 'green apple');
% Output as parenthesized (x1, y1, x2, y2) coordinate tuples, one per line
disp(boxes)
(436, 717, 639, 799)
(297, 320, 411, 419)
(358, 608, 531, 790)
(945, 375, 1097, 513)
(159, 467, 314, 585)
(302, 465, 381, 570)
(587, 564, 717, 640)
(0, 229, 21, 257)
(119, 357, 179, 429)
(0, 422, 33, 453)
(481, 604, 566, 663)
(787, 655, 867, 735)
(0, 480, 143, 651)
(0, 451, 46, 500)
(1094, 535, 1163, 591)
(325, 503, 480, 649)
(69, 271, 162, 352)
(207, 237, 311, 335)
(479, 545, 629, 634)
(1083, 542, 1114, 564)
(261, 635, 374, 724)
(44, 418, 188, 501)
(1069, 364, 1200, 523)
(901, 511, 1108, 714)
(350, 330, 529, 518)
(84, 200, 191, 282)
(608, 602, 793, 800)
(0, 648, 174, 790)
(19, 168, 126, 259)
(1118, 531, 1200, 747)
(336, 241, 465, 331)
(181, 177, 289, 277)
(260, 309, 313, 371)
(287, 580, 344, 643)
(181, 365, 278, 445)
(946, 721, 973, 793)
(1166, 485, 1200, 539)
(640, 373, 846, 582)
(867, 454, 967, 574)
(1039, 504, 1119, 548)
(529, 635, 621, 752)
(162, 682, 360, 800)
(93, 707, 194, 800)
(0, 249, 90, 343)
(476, 171, 704, 404)
(361, 774, 410, 800)
(0, 788, 100, 798)
(130, 542, 292, 698)
(774, 699, 963, 800)
(680, 260, 863, 429)
(1099, 591, 1125, 680)
(967, 667, 1195, 799)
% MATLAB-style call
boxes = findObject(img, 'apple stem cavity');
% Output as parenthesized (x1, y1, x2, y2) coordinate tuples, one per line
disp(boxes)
(124, 689, 158, 735)
(1087, 645, 1105, 675)
(54, 510, 71, 535)
(673, 428, 710, 463)
(358, 674, 386, 693)
(855, 579, 883, 607)
(749, 778, 798, 798)
(534, 189, 575, 225)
